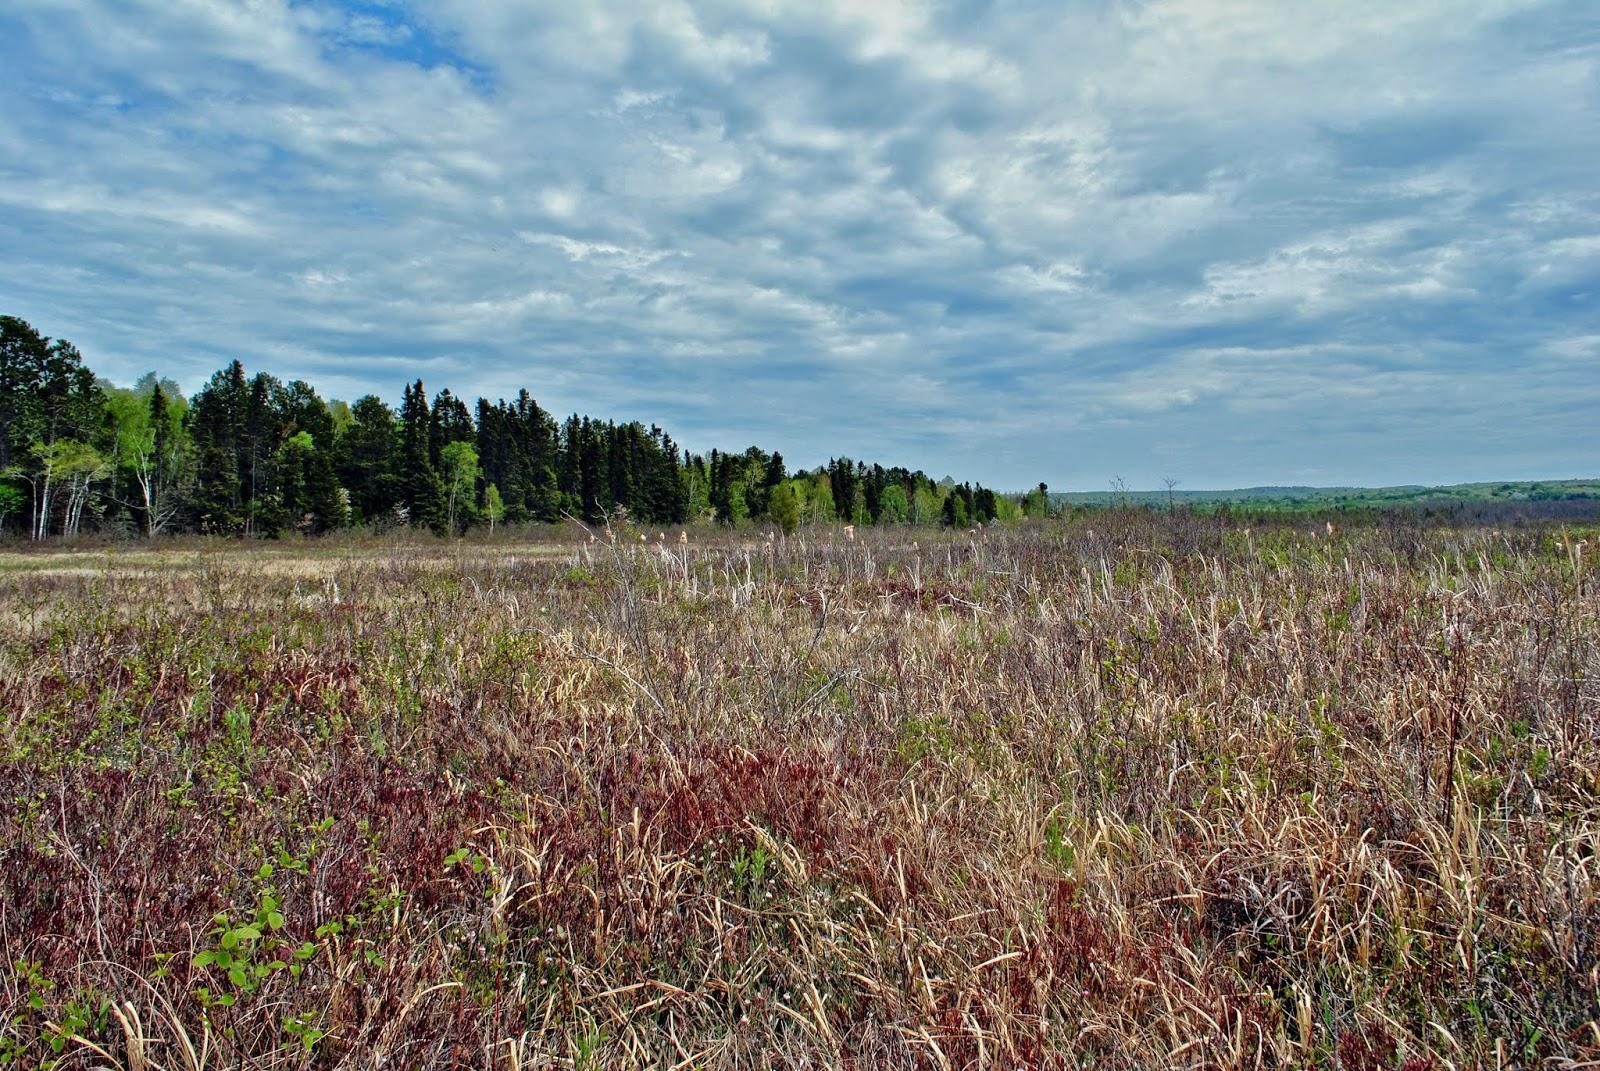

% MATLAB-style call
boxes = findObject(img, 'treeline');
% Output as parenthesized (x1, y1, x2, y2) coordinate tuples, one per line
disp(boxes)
(1, 315, 1048, 539)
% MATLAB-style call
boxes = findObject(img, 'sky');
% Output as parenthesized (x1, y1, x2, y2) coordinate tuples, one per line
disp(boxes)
(1, 1, 1597, 490)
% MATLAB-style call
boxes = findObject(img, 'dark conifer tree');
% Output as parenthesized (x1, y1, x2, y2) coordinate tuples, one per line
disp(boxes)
(241, 372, 288, 535)
(974, 486, 998, 523)
(557, 415, 582, 514)
(398, 381, 442, 529)
(863, 463, 886, 523)
(763, 452, 786, 493)
(578, 417, 608, 523)
(709, 448, 735, 525)
(279, 380, 335, 450)
(645, 428, 689, 523)
(510, 390, 559, 521)
(607, 422, 636, 517)
(428, 388, 474, 470)
(827, 458, 857, 522)
(338, 395, 399, 523)
(188, 361, 250, 533)
(303, 438, 347, 533)
(0, 317, 98, 472)
(0, 316, 52, 473)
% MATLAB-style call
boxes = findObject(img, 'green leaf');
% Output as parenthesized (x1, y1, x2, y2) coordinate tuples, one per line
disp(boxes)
(193, 950, 217, 968)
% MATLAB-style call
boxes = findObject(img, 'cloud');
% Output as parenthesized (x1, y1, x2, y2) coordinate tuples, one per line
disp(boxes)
(0, 0, 1596, 488)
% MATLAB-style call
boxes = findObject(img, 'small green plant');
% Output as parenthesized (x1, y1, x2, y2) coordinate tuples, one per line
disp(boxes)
(731, 843, 774, 896)
(282, 1010, 328, 1052)
(572, 1017, 606, 1070)
(191, 863, 317, 1007)
(444, 845, 489, 874)
(1043, 816, 1076, 872)
(6, 960, 108, 1059)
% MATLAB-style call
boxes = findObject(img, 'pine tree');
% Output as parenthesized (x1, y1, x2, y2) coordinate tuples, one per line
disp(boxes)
(398, 380, 442, 529)
(188, 361, 249, 534)
(337, 395, 399, 523)
(429, 389, 474, 470)
(578, 418, 608, 522)
(709, 449, 734, 525)
(828, 458, 857, 522)
(606, 422, 635, 517)
(646, 429, 689, 523)
(242, 373, 288, 536)
(974, 486, 998, 523)
(516, 392, 560, 522)
(558, 414, 582, 511)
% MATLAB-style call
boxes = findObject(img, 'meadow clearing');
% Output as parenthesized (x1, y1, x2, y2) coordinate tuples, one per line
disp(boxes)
(1, 515, 1596, 1069)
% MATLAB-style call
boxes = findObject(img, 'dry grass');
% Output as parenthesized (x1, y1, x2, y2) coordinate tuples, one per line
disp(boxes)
(1, 514, 1596, 1069)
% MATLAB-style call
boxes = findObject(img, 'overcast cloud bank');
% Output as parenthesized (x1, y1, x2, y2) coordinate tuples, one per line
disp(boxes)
(2, 0, 1596, 487)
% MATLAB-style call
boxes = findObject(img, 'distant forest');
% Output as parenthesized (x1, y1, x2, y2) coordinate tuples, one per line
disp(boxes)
(1056, 481, 1600, 512)
(1, 315, 1048, 539)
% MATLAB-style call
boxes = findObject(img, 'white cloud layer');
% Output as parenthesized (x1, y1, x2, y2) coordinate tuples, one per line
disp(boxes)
(1, 0, 1596, 487)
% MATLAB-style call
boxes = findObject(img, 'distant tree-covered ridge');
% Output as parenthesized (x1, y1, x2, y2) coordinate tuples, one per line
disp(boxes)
(0, 315, 1043, 538)
(1053, 479, 1600, 512)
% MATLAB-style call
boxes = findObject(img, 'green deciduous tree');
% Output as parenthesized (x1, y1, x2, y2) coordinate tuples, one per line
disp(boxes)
(484, 483, 505, 534)
(1022, 482, 1052, 518)
(878, 484, 909, 524)
(0, 481, 24, 531)
(34, 439, 108, 538)
(440, 439, 480, 535)
(112, 382, 192, 536)
(769, 480, 800, 534)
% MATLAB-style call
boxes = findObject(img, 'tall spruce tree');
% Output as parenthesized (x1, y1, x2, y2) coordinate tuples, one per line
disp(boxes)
(188, 361, 250, 533)
(337, 395, 399, 523)
(398, 381, 442, 529)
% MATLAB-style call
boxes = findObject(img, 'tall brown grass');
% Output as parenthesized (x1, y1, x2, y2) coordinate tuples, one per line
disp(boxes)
(0, 514, 1595, 1069)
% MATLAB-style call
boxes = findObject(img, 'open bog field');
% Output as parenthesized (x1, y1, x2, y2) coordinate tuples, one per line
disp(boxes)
(1, 517, 1597, 1070)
